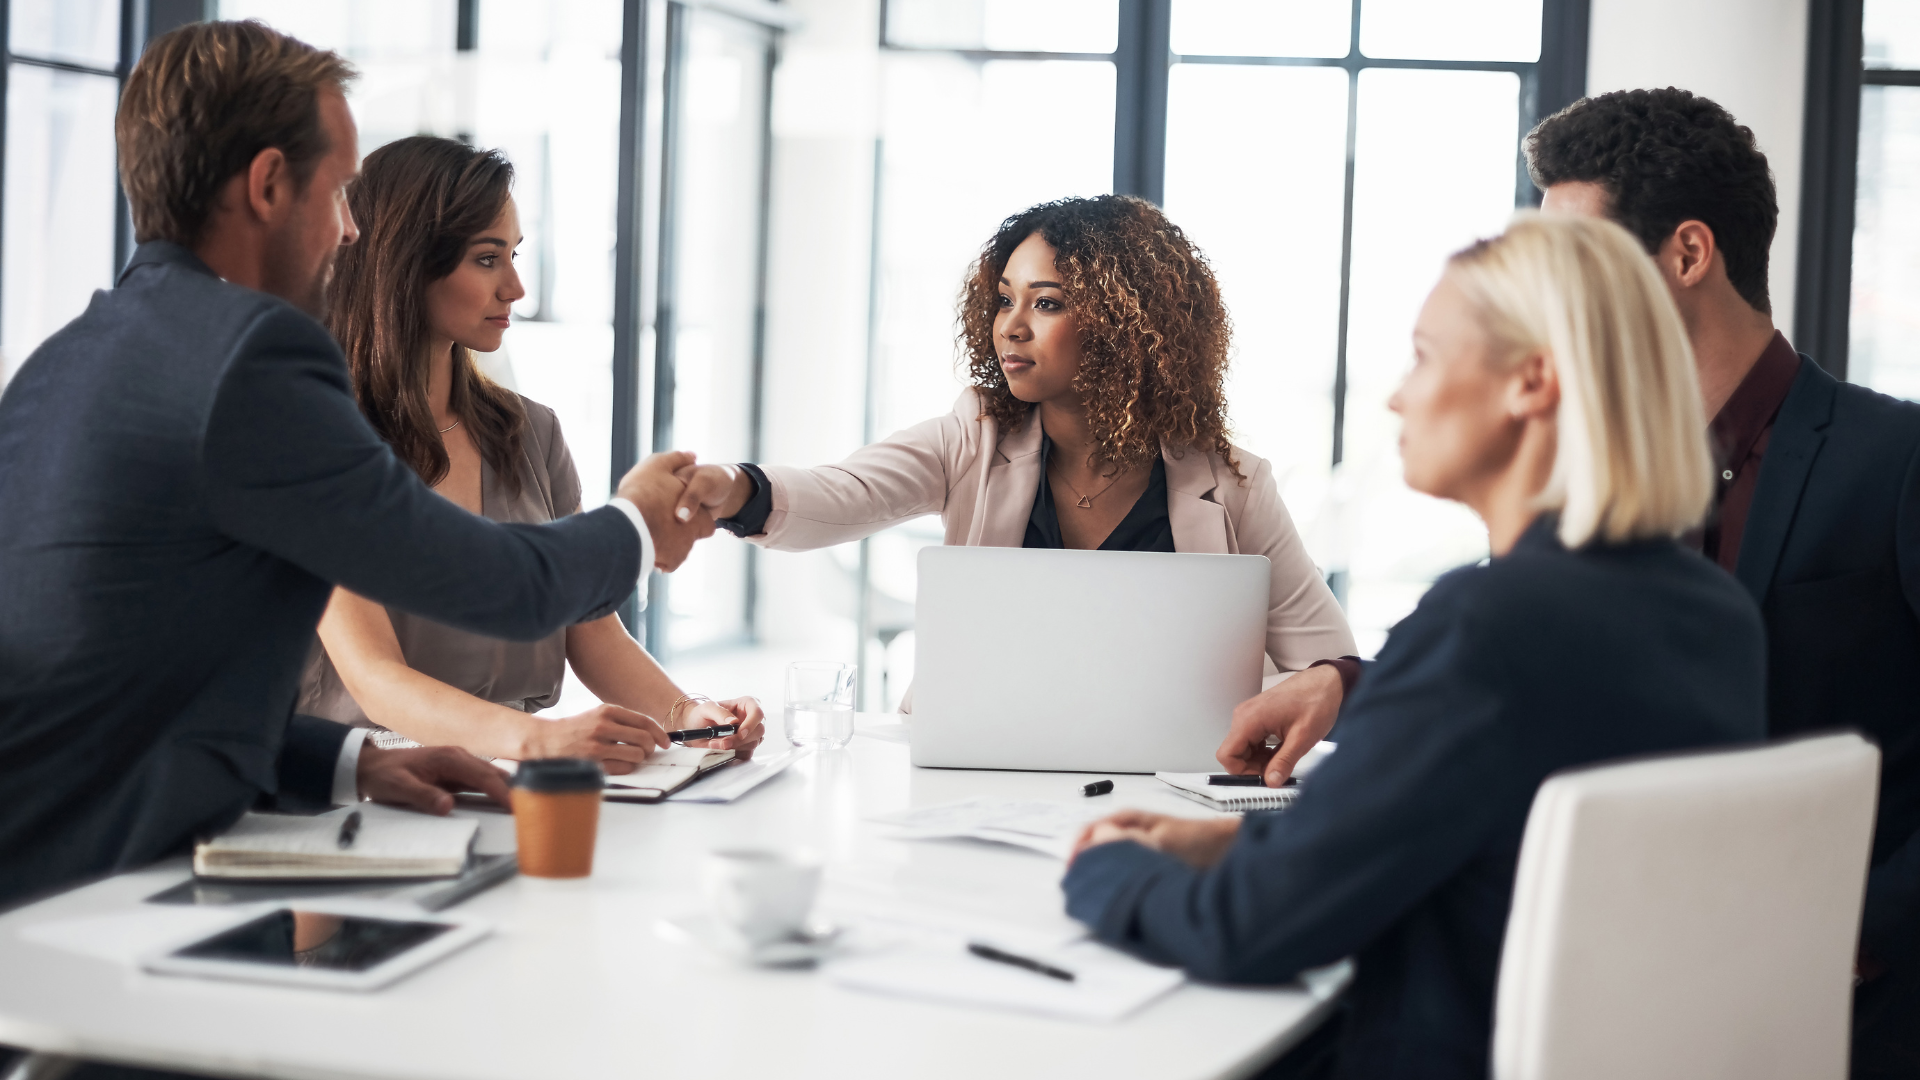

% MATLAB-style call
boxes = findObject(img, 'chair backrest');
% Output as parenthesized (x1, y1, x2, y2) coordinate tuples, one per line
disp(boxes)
(1493, 733, 1880, 1080)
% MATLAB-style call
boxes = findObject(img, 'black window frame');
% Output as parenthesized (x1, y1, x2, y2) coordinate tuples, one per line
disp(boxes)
(1795, 0, 1919, 381)
(877, 0, 1588, 470)
(630, 0, 784, 658)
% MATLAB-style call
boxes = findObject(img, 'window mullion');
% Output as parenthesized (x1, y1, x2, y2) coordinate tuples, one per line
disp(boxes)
(1112, 0, 1170, 202)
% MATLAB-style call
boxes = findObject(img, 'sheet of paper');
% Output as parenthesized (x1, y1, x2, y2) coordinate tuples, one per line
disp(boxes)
(825, 934, 1184, 1023)
(666, 745, 810, 803)
(868, 799, 1110, 859)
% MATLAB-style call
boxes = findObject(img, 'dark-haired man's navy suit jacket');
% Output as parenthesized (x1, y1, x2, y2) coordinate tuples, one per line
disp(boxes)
(0, 242, 640, 911)
(1742, 358, 1920, 1076)
(1064, 519, 1766, 1080)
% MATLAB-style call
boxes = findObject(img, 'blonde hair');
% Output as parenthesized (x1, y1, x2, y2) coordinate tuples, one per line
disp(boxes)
(1445, 212, 1712, 548)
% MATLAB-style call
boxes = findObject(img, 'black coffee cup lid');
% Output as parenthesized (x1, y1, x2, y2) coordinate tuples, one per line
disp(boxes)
(511, 757, 605, 792)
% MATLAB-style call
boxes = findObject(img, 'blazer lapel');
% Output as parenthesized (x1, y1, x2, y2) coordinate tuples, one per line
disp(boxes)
(1736, 357, 1835, 606)
(974, 410, 1045, 547)
(1164, 443, 1232, 554)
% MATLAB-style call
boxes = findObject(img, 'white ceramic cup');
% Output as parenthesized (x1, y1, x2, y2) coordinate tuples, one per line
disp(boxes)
(701, 848, 822, 947)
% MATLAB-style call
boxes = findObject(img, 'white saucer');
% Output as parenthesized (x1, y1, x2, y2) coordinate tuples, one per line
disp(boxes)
(656, 911, 844, 967)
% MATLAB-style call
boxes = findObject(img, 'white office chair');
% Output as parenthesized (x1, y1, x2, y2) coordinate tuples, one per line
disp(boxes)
(1493, 732, 1880, 1080)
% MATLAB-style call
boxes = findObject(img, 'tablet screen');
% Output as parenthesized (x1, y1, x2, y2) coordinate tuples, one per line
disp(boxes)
(173, 910, 453, 972)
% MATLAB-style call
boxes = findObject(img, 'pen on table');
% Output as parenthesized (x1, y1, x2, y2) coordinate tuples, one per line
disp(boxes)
(1208, 774, 1299, 787)
(1082, 779, 1114, 797)
(336, 809, 362, 850)
(967, 941, 1076, 982)
(668, 723, 740, 744)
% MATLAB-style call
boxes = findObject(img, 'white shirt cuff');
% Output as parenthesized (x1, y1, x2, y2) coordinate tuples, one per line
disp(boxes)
(606, 497, 655, 606)
(331, 726, 371, 806)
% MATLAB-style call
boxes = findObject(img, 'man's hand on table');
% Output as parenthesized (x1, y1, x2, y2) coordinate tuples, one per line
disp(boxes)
(1071, 811, 1241, 869)
(356, 744, 510, 813)
(1216, 663, 1345, 787)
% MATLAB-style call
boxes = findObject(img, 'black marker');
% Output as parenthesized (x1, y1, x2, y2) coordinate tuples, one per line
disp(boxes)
(1208, 774, 1299, 787)
(967, 941, 1075, 982)
(336, 809, 362, 849)
(1082, 779, 1114, 797)
(668, 723, 740, 744)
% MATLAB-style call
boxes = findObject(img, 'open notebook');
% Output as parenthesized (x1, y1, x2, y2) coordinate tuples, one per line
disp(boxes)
(603, 745, 736, 803)
(1154, 742, 1338, 813)
(193, 805, 478, 880)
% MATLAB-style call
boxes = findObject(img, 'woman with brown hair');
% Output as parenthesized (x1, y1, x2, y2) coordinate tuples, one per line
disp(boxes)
(299, 135, 762, 769)
(677, 195, 1355, 685)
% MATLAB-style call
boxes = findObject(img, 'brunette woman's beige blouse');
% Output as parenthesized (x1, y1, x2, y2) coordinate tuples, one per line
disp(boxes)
(297, 397, 582, 737)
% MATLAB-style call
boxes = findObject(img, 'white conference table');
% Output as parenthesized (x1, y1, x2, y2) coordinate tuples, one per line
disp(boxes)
(0, 716, 1347, 1080)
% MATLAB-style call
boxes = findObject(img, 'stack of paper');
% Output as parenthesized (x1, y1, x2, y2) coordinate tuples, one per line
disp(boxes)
(826, 935, 1184, 1022)
(868, 799, 1109, 859)
(666, 745, 811, 803)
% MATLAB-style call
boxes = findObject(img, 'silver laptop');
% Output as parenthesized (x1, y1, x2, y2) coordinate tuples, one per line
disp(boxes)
(911, 546, 1270, 773)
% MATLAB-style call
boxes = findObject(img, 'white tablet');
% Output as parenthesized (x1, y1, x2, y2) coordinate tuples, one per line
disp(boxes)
(140, 906, 490, 991)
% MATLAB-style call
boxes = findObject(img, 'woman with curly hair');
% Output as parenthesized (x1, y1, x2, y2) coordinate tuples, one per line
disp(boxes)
(677, 194, 1355, 683)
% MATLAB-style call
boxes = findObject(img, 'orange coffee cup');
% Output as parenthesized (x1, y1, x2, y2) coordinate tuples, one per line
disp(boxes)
(510, 758, 604, 879)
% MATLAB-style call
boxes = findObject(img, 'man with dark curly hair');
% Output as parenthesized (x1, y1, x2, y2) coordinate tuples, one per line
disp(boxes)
(1526, 87, 1920, 1079)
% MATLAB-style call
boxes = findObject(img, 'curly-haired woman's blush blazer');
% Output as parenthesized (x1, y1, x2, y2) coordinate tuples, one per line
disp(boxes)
(753, 390, 1358, 675)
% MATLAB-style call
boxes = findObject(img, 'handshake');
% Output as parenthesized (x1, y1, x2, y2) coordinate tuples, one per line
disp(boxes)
(612, 452, 761, 571)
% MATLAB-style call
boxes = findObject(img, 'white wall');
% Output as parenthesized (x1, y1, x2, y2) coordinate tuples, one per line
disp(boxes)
(1586, 0, 1810, 336)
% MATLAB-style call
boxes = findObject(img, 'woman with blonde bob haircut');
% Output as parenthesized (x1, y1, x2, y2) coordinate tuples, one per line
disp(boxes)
(1063, 214, 1767, 1080)
(1446, 212, 1714, 549)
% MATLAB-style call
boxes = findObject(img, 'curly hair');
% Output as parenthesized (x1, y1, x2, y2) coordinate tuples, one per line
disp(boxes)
(1525, 88, 1777, 314)
(958, 195, 1237, 476)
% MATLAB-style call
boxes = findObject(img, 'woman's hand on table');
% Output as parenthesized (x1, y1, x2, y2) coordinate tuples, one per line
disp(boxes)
(519, 704, 669, 775)
(676, 696, 767, 760)
(1071, 810, 1241, 869)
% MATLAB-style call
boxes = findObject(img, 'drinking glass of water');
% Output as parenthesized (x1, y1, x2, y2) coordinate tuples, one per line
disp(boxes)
(785, 662, 856, 749)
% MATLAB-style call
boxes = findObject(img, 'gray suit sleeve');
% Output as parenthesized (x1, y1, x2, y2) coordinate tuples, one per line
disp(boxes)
(201, 305, 639, 641)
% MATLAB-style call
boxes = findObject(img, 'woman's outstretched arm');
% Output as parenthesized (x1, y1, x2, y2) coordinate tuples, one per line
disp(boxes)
(316, 587, 671, 772)
(564, 614, 767, 757)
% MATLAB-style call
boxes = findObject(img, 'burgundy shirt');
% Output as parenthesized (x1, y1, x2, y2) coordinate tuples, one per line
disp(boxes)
(1702, 332, 1803, 573)
(1323, 332, 1803, 695)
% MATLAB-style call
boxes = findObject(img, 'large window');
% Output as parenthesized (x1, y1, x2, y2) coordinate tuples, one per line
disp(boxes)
(214, 0, 781, 662)
(1850, 2, 1920, 399)
(645, 3, 777, 656)
(1797, 0, 1920, 399)
(863, 0, 1584, 682)
(0, 0, 124, 387)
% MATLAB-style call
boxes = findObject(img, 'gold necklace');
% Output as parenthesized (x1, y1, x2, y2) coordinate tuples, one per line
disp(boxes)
(1051, 461, 1126, 509)
(438, 418, 462, 434)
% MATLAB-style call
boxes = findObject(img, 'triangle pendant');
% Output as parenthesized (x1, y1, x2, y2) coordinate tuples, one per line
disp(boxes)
(1076, 495, 1093, 509)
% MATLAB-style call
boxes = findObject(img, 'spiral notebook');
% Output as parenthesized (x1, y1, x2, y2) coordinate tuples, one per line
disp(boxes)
(1155, 773, 1301, 812)
(1153, 742, 1336, 813)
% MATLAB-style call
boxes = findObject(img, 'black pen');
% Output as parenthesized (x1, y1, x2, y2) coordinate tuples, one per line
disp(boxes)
(1208, 774, 1298, 787)
(336, 809, 362, 849)
(668, 723, 740, 744)
(967, 941, 1075, 982)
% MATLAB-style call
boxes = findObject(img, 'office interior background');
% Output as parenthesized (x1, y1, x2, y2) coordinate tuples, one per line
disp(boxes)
(0, 0, 1911, 712)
